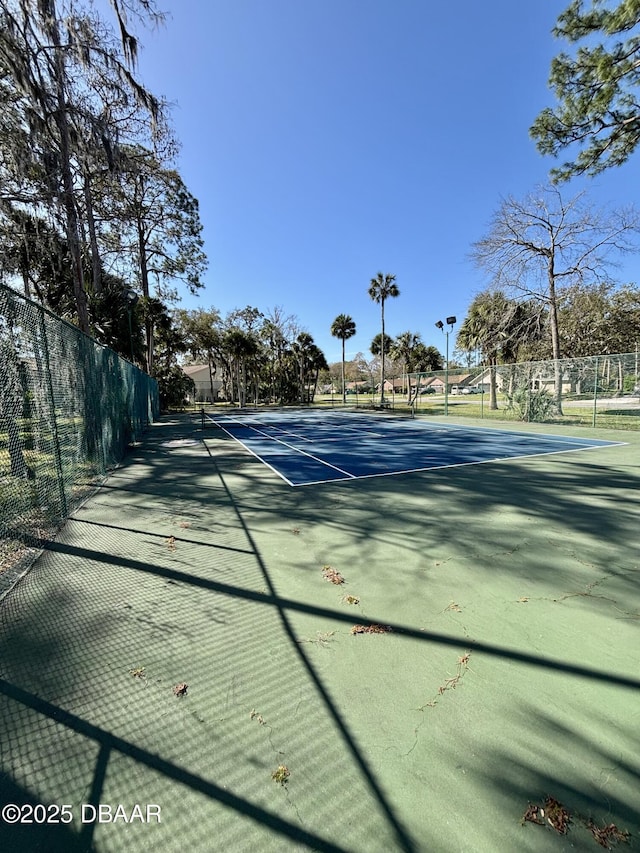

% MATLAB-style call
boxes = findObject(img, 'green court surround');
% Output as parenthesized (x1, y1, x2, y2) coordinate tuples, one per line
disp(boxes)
(1, 412, 638, 852)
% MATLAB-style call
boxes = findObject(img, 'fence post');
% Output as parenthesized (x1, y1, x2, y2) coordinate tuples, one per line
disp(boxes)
(592, 356, 599, 428)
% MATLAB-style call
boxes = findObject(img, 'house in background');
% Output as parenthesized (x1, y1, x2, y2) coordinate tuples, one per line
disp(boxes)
(181, 364, 224, 403)
(376, 378, 405, 394)
(424, 373, 475, 394)
(425, 376, 445, 393)
(344, 381, 370, 394)
(471, 365, 573, 395)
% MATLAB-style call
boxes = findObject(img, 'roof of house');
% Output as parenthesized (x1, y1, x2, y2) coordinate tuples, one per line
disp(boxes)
(182, 364, 209, 376)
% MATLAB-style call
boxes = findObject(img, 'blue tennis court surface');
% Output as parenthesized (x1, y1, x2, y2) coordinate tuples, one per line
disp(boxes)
(207, 410, 625, 487)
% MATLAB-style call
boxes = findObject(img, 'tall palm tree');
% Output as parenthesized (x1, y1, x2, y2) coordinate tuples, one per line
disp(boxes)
(390, 331, 420, 401)
(292, 332, 315, 403)
(330, 314, 356, 403)
(306, 344, 329, 402)
(224, 329, 259, 407)
(457, 292, 507, 410)
(368, 272, 399, 404)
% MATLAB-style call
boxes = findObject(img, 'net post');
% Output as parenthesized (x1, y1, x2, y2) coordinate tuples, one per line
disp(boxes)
(592, 357, 598, 428)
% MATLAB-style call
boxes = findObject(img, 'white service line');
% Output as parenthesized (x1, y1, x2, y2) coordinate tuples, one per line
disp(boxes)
(291, 442, 623, 486)
(208, 420, 294, 485)
(252, 422, 315, 443)
(214, 417, 356, 481)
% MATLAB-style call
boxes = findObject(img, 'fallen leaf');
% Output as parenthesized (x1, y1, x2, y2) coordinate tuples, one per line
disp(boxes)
(543, 796, 570, 834)
(272, 764, 290, 785)
(322, 565, 345, 585)
(350, 624, 391, 635)
(522, 804, 544, 826)
(587, 821, 630, 849)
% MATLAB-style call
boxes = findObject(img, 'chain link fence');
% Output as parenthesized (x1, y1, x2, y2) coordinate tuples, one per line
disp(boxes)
(406, 351, 640, 428)
(1, 284, 158, 587)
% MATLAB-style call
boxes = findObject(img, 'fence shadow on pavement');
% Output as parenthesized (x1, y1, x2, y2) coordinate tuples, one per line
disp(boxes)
(0, 412, 638, 852)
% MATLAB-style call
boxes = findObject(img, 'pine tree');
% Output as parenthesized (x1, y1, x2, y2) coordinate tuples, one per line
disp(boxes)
(531, 1, 640, 179)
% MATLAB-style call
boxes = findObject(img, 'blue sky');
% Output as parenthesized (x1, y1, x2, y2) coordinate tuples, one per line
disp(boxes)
(130, 0, 640, 364)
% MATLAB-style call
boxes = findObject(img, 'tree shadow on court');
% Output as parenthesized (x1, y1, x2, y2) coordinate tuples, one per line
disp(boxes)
(0, 546, 637, 851)
(187, 425, 639, 631)
(0, 567, 398, 851)
(0, 416, 416, 851)
(1, 413, 637, 851)
(461, 703, 640, 850)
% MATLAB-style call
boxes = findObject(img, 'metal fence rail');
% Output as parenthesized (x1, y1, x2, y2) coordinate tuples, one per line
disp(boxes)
(406, 351, 640, 428)
(0, 284, 158, 583)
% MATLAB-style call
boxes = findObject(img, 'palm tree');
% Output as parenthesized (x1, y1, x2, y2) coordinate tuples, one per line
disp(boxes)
(306, 344, 329, 402)
(457, 292, 508, 410)
(292, 332, 315, 403)
(368, 272, 399, 404)
(390, 331, 421, 401)
(224, 329, 259, 407)
(330, 314, 357, 403)
(457, 290, 544, 410)
(412, 343, 443, 373)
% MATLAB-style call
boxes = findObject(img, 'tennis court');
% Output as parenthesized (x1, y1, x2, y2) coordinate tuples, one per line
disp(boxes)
(1, 410, 638, 852)
(205, 409, 625, 486)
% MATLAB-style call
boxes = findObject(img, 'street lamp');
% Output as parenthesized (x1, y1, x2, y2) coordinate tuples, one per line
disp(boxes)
(435, 316, 456, 415)
(124, 288, 139, 364)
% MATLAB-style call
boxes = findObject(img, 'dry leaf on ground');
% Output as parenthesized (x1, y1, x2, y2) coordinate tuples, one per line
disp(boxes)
(350, 624, 391, 635)
(322, 565, 345, 585)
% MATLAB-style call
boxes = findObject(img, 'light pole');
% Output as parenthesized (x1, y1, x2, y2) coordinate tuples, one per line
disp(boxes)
(435, 316, 456, 415)
(124, 289, 139, 364)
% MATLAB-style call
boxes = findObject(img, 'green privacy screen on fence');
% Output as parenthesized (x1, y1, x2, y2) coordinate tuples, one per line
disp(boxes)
(0, 284, 158, 582)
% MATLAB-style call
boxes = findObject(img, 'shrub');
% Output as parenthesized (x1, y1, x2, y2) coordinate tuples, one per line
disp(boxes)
(506, 385, 555, 422)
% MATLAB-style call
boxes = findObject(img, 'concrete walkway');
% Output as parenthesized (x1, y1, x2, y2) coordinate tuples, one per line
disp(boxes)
(1, 411, 638, 851)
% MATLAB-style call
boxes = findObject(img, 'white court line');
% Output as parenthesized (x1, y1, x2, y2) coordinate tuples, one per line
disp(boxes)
(409, 418, 628, 448)
(250, 422, 315, 443)
(210, 416, 356, 481)
(221, 414, 386, 446)
(207, 413, 625, 486)
(207, 420, 294, 485)
(290, 442, 625, 486)
(273, 430, 315, 443)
